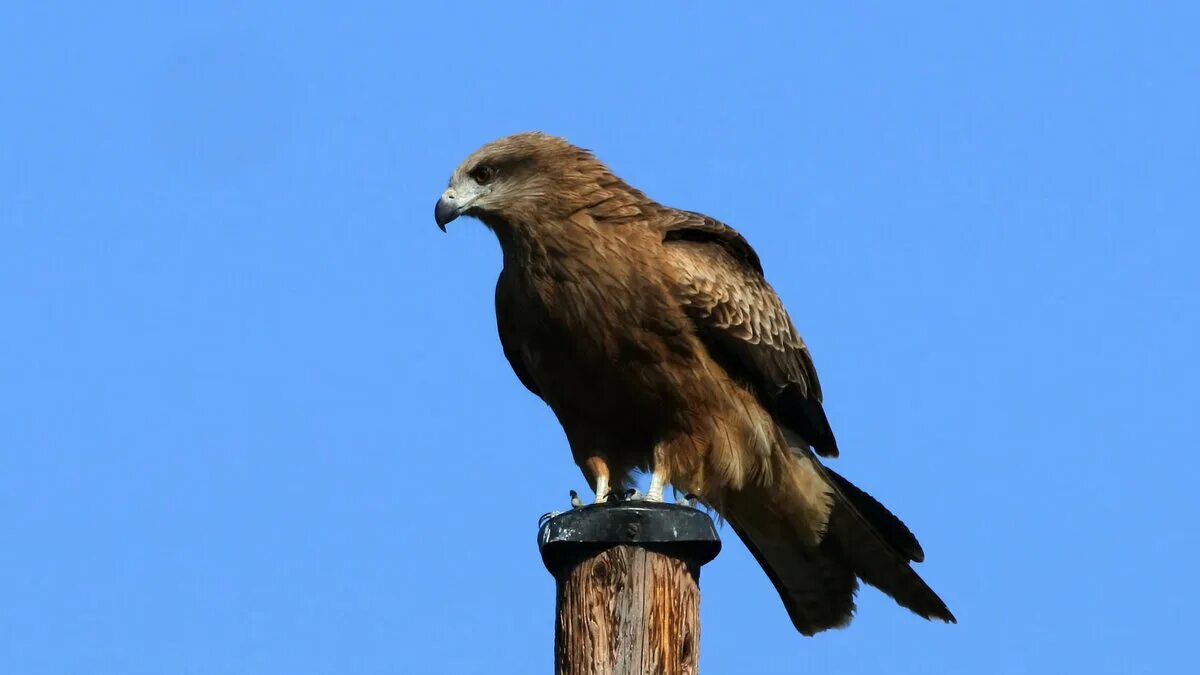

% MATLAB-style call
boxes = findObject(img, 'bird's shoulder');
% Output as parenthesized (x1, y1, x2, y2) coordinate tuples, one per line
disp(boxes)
(653, 208, 764, 277)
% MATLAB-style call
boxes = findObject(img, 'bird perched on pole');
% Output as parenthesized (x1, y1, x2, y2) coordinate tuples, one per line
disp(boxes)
(434, 132, 955, 635)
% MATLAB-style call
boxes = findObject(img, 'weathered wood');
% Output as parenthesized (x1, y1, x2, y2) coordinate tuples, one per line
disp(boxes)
(538, 501, 720, 675)
(554, 545, 700, 675)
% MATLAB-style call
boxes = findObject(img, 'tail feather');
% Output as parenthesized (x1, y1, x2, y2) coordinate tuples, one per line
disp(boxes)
(826, 504, 956, 623)
(720, 454, 857, 635)
(721, 449, 955, 634)
(730, 521, 857, 635)
(811, 461, 955, 623)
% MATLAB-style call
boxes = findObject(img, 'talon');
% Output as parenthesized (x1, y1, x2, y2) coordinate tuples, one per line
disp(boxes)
(539, 511, 562, 527)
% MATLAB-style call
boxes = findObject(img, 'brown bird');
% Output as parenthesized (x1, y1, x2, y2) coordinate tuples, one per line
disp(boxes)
(435, 132, 955, 634)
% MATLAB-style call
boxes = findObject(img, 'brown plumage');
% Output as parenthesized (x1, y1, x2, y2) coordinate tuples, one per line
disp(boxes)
(435, 132, 955, 635)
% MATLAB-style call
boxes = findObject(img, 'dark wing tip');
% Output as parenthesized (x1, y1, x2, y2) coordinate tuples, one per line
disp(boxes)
(911, 541, 926, 564)
(826, 468, 925, 563)
(924, 602, 958, 624)
(777, 385, 840, 458)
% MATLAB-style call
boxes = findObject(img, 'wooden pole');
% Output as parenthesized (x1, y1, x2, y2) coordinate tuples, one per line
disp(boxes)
(538, 501, 721, 675)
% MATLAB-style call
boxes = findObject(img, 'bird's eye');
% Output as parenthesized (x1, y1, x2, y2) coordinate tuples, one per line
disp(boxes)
(471, 164, 498, 184)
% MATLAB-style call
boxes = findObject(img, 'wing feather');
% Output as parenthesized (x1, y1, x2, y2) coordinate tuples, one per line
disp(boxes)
(661, 211, 839, 457)
(495, 273, 542, 398)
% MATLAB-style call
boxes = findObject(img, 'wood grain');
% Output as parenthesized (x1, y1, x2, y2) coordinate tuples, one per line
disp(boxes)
(554, 545, 700, 675)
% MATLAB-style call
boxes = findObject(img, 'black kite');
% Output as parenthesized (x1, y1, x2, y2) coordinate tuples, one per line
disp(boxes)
(435, 132, 954, 634)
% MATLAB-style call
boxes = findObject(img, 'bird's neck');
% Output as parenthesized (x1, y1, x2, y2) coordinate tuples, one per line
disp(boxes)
(484, 211, 592, 275)
(482, 175, 661, 268)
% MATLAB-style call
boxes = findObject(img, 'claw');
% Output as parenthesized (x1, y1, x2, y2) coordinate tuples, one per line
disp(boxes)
(539, 511, 562, 528)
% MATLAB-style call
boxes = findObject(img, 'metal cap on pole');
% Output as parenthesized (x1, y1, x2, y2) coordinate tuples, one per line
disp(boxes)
(538, 500, 722, 675)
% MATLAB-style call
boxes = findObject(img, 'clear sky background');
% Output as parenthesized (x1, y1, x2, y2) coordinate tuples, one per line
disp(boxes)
(2, 2, 1197, 674)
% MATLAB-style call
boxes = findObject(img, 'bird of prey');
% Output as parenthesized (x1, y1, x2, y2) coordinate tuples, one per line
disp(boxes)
(435, 132, 955, 634)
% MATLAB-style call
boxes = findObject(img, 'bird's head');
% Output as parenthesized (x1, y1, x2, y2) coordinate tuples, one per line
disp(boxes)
(434, 132, 608, 231)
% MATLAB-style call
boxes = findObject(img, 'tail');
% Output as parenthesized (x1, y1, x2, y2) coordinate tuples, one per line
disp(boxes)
(723, 453, 956, 635)
(823, 466, 957, 625)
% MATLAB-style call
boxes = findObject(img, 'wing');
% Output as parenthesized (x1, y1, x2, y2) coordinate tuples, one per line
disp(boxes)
(661, 211, 839, 457)
(495, 272, 542, 398)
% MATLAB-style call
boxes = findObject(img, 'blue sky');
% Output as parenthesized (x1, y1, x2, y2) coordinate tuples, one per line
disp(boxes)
(2, 2, 1197, 673)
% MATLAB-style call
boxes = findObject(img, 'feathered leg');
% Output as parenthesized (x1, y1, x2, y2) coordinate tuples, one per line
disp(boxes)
(581, 456, 612, 504)
(645, 443, 670, 502)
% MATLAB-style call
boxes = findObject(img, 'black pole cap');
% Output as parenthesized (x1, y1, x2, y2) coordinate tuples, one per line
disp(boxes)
(537, 500, 721, 576)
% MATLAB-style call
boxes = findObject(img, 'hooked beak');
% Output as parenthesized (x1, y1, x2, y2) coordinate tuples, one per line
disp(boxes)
(434, 182, 491, 232)
(434, 189, 461, 231)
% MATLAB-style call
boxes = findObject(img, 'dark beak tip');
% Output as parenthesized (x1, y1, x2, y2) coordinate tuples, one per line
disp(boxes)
(434, 198, 459, 231)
